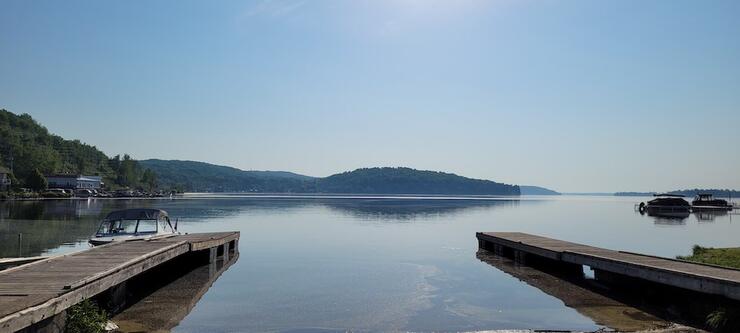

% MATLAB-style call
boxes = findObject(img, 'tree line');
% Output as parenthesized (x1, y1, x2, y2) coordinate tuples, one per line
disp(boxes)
(0, 110, 158, 192)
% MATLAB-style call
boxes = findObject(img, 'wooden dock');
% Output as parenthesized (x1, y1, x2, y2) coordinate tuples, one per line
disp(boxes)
(0, 232, 239, 333)
(477, 232, 740, 301)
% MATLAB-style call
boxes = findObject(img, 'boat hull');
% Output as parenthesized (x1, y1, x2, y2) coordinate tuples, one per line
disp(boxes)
(691, 205, 732, 211)
(88, 233, 178, 246)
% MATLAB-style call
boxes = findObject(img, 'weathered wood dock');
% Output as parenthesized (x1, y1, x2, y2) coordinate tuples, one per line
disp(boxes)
(0, 232, 239, 333)
(477, 232, 740, 301)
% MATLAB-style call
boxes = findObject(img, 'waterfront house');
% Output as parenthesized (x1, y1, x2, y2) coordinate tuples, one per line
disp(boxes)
(46, 174, 103, 190)
(0, 167, 10, 191)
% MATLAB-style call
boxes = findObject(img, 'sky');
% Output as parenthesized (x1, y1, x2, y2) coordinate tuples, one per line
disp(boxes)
(1, 0, 739, 193)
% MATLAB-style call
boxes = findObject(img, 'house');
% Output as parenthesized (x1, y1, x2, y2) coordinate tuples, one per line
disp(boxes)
(0, 167, 10, 191)
(46, 174, 103, 190)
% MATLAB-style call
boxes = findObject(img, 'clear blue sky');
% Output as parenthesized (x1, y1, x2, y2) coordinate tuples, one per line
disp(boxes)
(1, 0, 739, 192)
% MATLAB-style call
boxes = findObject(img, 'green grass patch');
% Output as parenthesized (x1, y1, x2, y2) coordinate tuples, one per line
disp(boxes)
(65, 299, 108, 333)
(678, 245, 740, 332)
(677, 245, 740, 269)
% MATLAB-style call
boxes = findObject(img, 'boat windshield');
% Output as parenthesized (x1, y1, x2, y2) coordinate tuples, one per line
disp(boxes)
(97, 219, 158, 235)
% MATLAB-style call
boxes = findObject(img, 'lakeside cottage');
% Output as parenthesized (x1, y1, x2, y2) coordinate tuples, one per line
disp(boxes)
(0, 166, 10, 191)
(46, 174, 103, 190)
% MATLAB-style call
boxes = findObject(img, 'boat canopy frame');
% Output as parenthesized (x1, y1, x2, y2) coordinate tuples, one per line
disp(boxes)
(96, 209, 175, 236)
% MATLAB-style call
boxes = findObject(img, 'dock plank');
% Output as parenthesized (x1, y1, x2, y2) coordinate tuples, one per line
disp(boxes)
(0, 231, 239, 333)
(477, 232, 740, 301)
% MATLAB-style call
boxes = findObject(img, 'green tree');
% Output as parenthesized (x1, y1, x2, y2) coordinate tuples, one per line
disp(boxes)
(26, 169, 48, 191)
(141, 169, 157, 191)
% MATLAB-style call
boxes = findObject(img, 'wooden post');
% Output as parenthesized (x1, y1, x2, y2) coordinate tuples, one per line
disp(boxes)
(18, 233, 22, 257)
(514, 250, 526, 264)
(209, 247, 217, 263)
(208, 246, 218, 277)
(222, 242, 230, 262)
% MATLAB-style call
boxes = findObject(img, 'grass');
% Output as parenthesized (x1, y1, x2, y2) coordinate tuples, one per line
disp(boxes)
(678, 245, 740, 332)
(677, 245, 740, 269)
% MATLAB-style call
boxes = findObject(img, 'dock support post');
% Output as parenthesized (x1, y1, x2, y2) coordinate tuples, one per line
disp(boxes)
(493, 244, 505, 256)
(231, 239, 238, 254)
(222, 242, 230, 261)
(514, 250, 527, 264)
(103, 281, 128, 313)
(209, 246, 217, 263)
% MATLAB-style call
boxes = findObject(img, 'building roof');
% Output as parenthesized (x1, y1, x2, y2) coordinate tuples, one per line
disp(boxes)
(46, 174, 80, 179)
(46, 174, 102, 181)
(104, 209, 168, 221)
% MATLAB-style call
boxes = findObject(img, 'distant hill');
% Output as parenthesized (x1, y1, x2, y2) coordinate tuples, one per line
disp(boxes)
(615, 189, 739, 198)
(519, 185, 560, 195)
(614, 192, 656, 197)
(139, 159, 315, 192)
(667, 189, 740, 198)
(0, 110, 522, 196)
(141, 161, 520, 195)
(316, 167, 519, 195)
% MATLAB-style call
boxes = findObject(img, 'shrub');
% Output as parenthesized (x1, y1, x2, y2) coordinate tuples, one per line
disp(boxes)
(65, 300, 108, 333)
(706, 307, 740, 332)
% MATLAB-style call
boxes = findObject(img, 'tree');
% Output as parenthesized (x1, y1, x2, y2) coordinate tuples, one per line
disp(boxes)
(141, 169, 157, 192)
(26, 169, 48, 192)
(115, 154, 142, 188)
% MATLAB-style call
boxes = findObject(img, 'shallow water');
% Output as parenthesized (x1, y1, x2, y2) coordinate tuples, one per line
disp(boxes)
(1, 195, 737, 332)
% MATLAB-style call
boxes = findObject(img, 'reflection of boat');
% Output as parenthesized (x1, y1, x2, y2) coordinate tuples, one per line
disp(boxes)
(638, 194, 690, 215)
(89, 209, 179, 246)
(691, 194, 732, 211)
(651, 214, 689, 225)
(695, 209, 727, 222)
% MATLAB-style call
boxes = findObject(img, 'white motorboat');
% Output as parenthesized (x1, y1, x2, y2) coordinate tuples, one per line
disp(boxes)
(89, 208, 179, 246)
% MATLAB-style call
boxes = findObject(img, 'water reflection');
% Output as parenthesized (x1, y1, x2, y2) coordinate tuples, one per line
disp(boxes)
(322, 198, 519, 221)
(0, 197, 519, 257)
(475, 250, 670, 332)
(0, 200, 108, 257)
(694, 210, 727, 223)
(113, 253, 240, 332)
(639, 208, 737, 226)
(3, 196, 739, 331)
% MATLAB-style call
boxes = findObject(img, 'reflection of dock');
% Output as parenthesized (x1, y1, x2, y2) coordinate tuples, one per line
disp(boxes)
(113, 251, 239, 332)
(0, 232, 239, 333)
(475, 251, 667, 331)
(476, 232, 740, 301)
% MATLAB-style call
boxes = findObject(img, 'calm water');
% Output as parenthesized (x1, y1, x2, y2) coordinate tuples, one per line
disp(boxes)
(1, 195, 738, 332)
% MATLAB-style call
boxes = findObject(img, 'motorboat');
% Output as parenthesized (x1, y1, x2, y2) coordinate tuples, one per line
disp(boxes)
(691, 193, 732, 211)
(89, 208, 179, 246)
(638, 194, 691, 215)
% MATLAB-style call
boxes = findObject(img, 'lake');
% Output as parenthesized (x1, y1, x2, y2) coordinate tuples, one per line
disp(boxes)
(1, 195, 738, 332)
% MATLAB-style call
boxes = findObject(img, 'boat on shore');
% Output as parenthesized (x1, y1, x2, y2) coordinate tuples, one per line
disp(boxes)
(691, 193, 733, 211)
(89, 208, 179, 246)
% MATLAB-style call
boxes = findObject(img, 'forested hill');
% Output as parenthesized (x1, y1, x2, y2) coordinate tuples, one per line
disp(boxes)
(615, 189, 739, 197)
(0, 109, 520, 195)
(0, 110, 113, 184)
(519, 185, 561, 195)
(317, 167, 520, 195)
(0, 110, 158, 191)
(139, 159, 315, 192)
(142, 160, 520, 195)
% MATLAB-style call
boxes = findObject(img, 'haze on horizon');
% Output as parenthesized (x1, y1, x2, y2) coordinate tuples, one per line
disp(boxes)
(1, 0, 739, 193)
